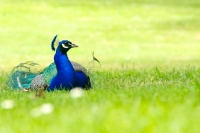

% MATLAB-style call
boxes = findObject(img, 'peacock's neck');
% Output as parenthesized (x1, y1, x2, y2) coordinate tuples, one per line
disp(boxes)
(54, 51, 75, 75)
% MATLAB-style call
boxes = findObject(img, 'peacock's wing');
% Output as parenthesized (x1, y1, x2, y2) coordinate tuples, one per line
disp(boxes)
(71, 61, 88, 77)
(71, 61, 91, 89)
(30, 74, 47, 90)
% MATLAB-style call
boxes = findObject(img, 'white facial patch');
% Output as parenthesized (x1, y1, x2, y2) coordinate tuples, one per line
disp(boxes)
(62, 43, 68, 48)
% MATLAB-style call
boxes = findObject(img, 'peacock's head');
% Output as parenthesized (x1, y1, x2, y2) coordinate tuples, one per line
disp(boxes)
(58, 40, 78, 53)
(51, 35, 78, 53)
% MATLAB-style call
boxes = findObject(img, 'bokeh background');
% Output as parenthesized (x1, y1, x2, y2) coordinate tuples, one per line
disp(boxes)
(0, 1, 200, 133)
(0, 0, 200, 71)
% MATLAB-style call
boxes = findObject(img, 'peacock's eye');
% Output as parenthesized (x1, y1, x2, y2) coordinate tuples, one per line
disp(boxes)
(62, 43, 69, 48)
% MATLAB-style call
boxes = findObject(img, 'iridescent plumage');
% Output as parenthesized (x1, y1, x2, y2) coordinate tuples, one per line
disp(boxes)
(9, 61, 91, 91)
(8, 35, 92, 91)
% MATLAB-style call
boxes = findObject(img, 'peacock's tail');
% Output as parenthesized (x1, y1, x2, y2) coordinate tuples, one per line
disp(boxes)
(8, 61, 56, 90)
(8, 61, 42, 90)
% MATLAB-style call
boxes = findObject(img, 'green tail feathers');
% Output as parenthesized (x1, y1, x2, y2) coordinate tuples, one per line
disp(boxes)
(8, 61, 42, 89)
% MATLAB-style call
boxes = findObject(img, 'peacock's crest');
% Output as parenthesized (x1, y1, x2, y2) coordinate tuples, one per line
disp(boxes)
(51, 34, 57, 51)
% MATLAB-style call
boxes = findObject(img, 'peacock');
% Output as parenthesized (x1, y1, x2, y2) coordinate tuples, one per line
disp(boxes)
(8, 35, 95, 91)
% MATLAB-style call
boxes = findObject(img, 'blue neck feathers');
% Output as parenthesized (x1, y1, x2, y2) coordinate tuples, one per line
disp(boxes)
(49, 47, 77, 91)
(54, 49, 75, 76)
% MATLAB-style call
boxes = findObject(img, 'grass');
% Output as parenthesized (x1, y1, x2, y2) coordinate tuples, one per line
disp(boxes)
(0, 0, 200, 133)
(1, 69, 200, 133)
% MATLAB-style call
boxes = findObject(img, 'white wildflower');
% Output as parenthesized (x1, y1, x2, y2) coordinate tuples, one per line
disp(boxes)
(70, 87, 84, 98)
(40, 103, 54, 114)
(30, 103, 54, 117)
(1, 99, 15, 109)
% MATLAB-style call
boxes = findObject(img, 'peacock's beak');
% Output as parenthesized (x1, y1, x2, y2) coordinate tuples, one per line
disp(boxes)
(71, 44, 78, 48)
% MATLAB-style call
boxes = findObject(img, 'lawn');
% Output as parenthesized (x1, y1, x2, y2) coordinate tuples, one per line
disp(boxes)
(0, 0, 200, 133)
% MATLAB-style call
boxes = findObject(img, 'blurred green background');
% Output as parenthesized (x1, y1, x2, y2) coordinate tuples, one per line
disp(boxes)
(0, 0, 200, 71)
(0, 1, 200, 133)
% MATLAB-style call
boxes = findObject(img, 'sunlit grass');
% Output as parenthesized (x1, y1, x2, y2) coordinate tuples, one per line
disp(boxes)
(1, 68, 200, 133)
